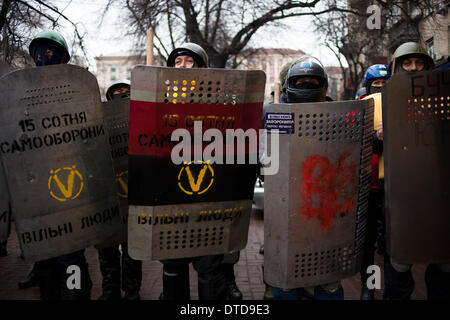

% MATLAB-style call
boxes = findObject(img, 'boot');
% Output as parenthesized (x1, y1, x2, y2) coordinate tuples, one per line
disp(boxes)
(121, 244, 142, 301)
(97, 247, 121, 301)
(161, 264, 190, 300)
(360, 284, 375, 300)
(222, 263, 242, 300)
(0, 241, 7, 257)
(19, 262, 41, 289)
(383, 260, 414, 300)
(425, 264, 450, 300)
(198, 272, 227, 300)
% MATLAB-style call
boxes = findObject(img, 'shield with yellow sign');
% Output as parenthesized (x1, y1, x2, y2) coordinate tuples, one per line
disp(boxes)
(0, 65, 121, 261)
(127, 66, 266, 260)
(96, 98, 130, 248)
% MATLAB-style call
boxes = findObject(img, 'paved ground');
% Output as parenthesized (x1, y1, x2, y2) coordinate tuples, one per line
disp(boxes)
(0, 209, 427, 300)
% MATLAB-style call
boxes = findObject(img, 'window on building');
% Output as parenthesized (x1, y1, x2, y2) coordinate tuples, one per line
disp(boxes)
(111, 67, 116, 72)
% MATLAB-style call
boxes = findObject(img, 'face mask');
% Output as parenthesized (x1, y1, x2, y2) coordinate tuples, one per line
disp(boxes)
(293, 81, 321, 90)
(33, 43, 64, 66)
(286, 88, 326, 103)
(111, 93, 129, 100)
(370, 86, 383, 94)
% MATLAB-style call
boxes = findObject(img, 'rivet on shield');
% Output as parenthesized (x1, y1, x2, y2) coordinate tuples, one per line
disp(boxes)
(24, 110, 29, 116)
(27, 173, 36, 183)
(89, 174, 94, 179)
(403, 146, 408, 151)
(82, 140, 88, 144)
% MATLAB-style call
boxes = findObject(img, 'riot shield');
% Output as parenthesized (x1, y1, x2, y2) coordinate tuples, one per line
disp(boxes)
(0, 64, 122, 261)
(0, 61, 14, 242)
(96, 98, 130, 248)
(263, 100, 374, 289)
(128, 66, 265, 260)
(0, 161, 10, 242)
(383, 69, 450, 264)
(0, 61, 13, 79)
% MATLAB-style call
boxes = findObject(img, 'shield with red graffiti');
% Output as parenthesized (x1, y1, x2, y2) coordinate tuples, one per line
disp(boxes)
(264, 99, 374, 289)
(383, 69, 450, 264)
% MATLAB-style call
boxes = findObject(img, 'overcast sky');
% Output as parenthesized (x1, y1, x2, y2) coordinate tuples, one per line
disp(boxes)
(52, 0, 344, 71)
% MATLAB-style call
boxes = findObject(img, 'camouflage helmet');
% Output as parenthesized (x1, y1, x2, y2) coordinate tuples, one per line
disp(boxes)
(106, 80, 130, 101)
(389, 42, 434, 74)
(29, 30, 70, 63)
(167, 42, 209, 68)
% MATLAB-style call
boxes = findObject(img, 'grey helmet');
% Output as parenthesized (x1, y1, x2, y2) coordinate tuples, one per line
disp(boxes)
(285, 56, 328, 103)
(106, 79, 130, 101)
(167, 42, 209, 68)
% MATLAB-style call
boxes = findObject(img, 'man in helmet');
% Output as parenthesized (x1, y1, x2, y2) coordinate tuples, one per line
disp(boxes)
(355, 87, 368, 100)
(159, 43, 231, 300)
(17, 30, 92, 300)
(166, 42, 209, 69)
(389, 41, 435, 75)
(358, 64, 390, 300)
(379, 42, 449, 300)
(271, 56, 344, 300)
(105, 80, 131, 101)
(364, 64, 390, 95)
(29, 30, 70, 66)
(96, 80, 142, 300)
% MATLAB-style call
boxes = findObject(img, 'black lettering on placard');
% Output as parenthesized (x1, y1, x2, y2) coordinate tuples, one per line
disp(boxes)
(137, 212, 190, 225)
(163, 114, 236, 129)
(109, 133, 128, 146)
(80, 205, 120, 229)
(20, 222, 73, 244)
(138, 133, 174, 148)
(195, 206, 243, 223)
(0, 125, 105, 154)
(111, 146, 128, 159)
(42, 112, 88, 129)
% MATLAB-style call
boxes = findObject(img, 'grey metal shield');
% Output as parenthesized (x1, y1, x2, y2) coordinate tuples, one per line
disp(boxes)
(263, 100, 374, 289)
(0, 160, 10, 242)
(0, 64, 122, 261)
(383, 69, 450, 264)
(128, 66, 266, 260)
(0, 61, 13, 79)
(0, 62, 13, 242)
(96, 98, 130, 248)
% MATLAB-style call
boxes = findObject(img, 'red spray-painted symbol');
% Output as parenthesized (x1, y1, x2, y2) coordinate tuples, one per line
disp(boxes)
(301, 152, 356, 232)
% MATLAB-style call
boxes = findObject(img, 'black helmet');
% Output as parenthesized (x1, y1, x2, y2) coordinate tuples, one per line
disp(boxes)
(167, 42, 208, 68)
(285, 56, 328, 103)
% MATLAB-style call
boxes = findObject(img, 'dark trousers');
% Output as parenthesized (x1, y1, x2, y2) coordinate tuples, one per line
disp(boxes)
(160, 254, 226, 300)
(97, 243, 142, 295)
(38, 249, 92, 300)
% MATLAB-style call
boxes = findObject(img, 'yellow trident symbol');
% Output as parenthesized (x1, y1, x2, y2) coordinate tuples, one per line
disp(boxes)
(116, 170, 128, 198)
(48, 165, 84, 202)
(178, 160, 214, 195)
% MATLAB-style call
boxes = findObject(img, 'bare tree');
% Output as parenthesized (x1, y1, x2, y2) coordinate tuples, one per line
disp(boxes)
(314, 0, 440, 99)
(0, 0, 89, 68)
(102, 0, 358, 68)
